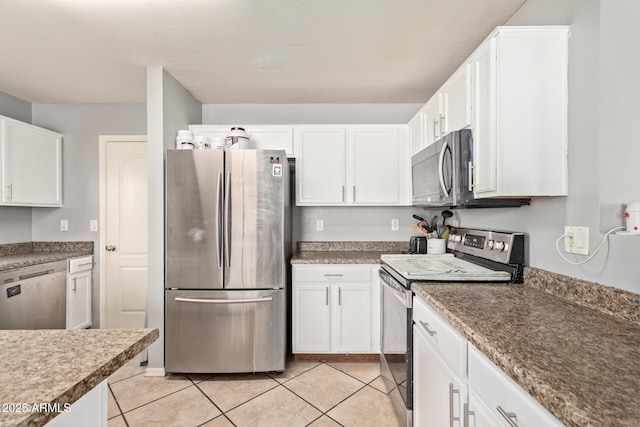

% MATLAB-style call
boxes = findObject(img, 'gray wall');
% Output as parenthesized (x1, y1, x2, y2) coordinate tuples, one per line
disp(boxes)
(146, 68, 202, 371)
(31, 104, 147, 326)
(445, 0, 639, 294)
(202, 103, 422, 125)
(0, 91, 33, 243)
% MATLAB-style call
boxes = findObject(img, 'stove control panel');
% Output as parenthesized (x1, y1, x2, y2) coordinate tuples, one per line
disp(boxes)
(448, 228, 525, 265)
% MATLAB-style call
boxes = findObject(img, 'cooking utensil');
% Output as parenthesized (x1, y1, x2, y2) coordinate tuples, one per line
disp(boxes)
(441, 210, 453, 226)
(412, 214, 428, 229)
(430, 216, 438, 232)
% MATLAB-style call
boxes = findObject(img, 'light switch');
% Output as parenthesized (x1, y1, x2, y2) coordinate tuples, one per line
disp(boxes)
(60, 219, 68, 232)
(90, 220, 98, 232)
(316, 219, 324, 231)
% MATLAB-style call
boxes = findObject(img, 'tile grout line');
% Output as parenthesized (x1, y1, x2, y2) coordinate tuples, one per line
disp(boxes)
(193, 375, 282, 416)
(111, 376, 194, 415)
(108, 383, 130, 427)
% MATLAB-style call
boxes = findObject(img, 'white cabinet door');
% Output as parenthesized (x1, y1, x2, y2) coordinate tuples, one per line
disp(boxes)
(293, 283, 331, 353)
(67, 270, 92, 330)
(408, 111, 426, 155)
(296, 128, 347, 205)
(413, 322, 466, 427)
(332, 283, 372, 352)
(351, 127, 399, 205)
(0, 116, 62, 206)
(423, 95, 442, 145)
(470, 38, 497, 195)
(470, 27, 568, 198)
(441, 63, 471, 134)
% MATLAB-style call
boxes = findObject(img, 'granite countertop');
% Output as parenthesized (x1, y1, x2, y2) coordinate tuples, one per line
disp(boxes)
(291, 241, 408, 264)
(412, 276, 640, 427)
(0, 242, 94, 272)
(0, 328, 158, 427)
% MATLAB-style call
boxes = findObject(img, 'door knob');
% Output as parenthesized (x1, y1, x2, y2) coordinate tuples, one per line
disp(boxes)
(106, 245, 117, 252)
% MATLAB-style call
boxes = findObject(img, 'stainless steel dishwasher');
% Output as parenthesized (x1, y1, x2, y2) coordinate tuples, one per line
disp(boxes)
(0, 260, 67, 329)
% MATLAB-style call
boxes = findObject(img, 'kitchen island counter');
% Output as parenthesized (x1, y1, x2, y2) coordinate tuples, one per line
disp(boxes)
(412, 271, 640, 427)
(0, 328, 158, 427)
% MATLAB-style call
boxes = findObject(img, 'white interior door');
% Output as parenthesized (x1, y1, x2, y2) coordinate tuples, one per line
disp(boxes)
(101, 136, 148, 328)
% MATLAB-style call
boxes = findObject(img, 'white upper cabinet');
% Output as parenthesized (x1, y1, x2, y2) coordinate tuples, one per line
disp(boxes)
(408, 110, 426, 156)
(0, 115, 63, 207)
(422, 64, 472, 148)
(296, 125, 410, 206)
(440, 63, 472, 135)
(296, 127, 348, 204)
(470, 26, 569, 198)
(352, 127, 400, 204)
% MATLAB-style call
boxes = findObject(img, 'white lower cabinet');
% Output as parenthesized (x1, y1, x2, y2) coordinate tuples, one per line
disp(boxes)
(293, 265, 378, 354)
(67, 256, 93, 330)
(414, 321, 466, 427)
(46, 380, 107, 427)
(413, 296, 563, 427)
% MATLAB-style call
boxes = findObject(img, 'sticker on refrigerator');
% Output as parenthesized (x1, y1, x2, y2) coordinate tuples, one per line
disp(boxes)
(272, 164, 282, 177)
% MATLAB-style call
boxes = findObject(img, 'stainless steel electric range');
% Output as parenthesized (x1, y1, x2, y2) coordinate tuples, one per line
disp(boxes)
(379, 228, 525, 427)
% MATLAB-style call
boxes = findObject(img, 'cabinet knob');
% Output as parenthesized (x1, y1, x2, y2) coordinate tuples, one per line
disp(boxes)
(106, 245, 117, 252)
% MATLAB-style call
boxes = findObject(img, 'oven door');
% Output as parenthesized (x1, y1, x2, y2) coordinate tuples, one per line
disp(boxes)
(379, 267, 412, 427)
(411, 133, 455, 207)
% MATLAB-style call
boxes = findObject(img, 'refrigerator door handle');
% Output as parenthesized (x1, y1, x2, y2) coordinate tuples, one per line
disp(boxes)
(174, 296, 273, 304)
(224, 172, 231, 268)
(216, 172, 223, 269)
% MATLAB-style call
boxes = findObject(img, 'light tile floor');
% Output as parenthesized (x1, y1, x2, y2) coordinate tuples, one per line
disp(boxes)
(108, 354, 400, 427)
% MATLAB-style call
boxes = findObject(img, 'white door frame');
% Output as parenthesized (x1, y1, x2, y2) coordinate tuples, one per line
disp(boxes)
(98, 135, 147, 328)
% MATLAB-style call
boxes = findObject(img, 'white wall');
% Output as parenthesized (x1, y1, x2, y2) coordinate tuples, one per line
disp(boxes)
(146, 67, 202, 372)
(31, 104, 147, 325)
(0, 91, 33, 243)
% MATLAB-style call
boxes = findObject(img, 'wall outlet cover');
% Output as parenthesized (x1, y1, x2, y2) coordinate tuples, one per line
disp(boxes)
(564, 226, 589, 255)
(391, 219, 399, 231)
(60, 219, 68, 232)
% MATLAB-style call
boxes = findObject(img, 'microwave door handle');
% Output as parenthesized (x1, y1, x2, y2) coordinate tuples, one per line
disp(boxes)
(438, 139, 451, 198)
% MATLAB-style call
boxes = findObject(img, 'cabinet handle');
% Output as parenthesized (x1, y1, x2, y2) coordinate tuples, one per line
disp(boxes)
(433, 119, 439, 140)
(5, 184, 11, 201)
(325, 287, 329, 306)
(72, 277, 77, 293)
(463, 403, 475, 427)
(338, 287, 342, 306)
(496, 406, 518, 427)
(449, 383, 460, 427)
(468, 161, 474, 191)
(419, 320, 437, 336)
(440, 113, 446, 135)
(342, 185, 345, 202)
(324, 274, 343, 277)
(353, 185, 356, 202)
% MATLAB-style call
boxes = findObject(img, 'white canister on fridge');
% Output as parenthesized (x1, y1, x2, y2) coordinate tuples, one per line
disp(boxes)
(176, 130, 194, 149)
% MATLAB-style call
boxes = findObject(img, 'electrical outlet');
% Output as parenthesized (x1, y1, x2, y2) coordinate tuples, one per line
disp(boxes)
(564, 226, 589, 255)
(60, 219, 68, 232)
(90, 220, 98, 232)
(316, 219, 324, 231)
(391, 219, 399, 231)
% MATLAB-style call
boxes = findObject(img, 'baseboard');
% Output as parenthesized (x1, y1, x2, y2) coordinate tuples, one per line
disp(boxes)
(144, 367, 166, 377)
(293, 353, 380, 362)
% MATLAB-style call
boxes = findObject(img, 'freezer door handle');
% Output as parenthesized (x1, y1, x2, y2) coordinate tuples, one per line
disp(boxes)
(224, 172, 232, 268)
(216, 172, 223, 269)
(174, 296, 273, 304)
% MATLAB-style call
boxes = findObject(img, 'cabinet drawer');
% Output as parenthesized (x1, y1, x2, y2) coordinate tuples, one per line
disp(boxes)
(468, 345, 563, 427)
(68, 256, 93, 274)
(293, 265, 371, 282)
(412, 296, 466, 378)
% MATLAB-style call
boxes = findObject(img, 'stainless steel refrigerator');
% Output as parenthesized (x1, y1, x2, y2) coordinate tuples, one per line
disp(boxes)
(165, 149, 290, 374)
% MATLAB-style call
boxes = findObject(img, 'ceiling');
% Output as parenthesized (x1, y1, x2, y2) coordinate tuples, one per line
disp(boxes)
(0, 0, 526, 104)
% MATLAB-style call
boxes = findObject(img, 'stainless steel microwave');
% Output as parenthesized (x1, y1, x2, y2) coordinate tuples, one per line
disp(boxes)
(411, 129, 530, 208)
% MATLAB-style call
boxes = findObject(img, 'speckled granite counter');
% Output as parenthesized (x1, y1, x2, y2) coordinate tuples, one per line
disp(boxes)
(412, 269, 640, 427)
(291, 241, 408, 264)
(0, 328, 158, 427)
(0, 242, 93, 272)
